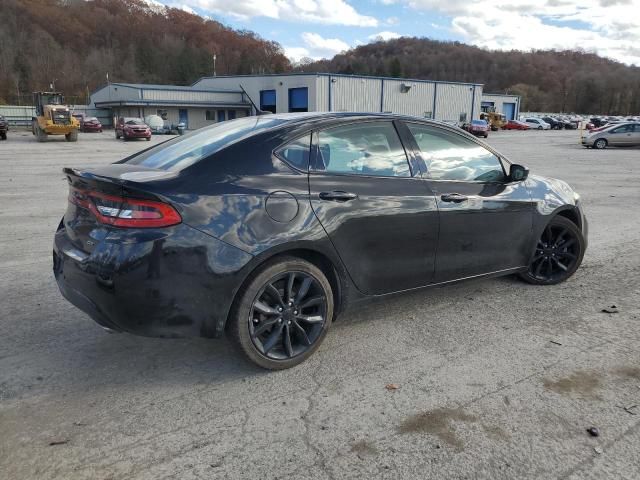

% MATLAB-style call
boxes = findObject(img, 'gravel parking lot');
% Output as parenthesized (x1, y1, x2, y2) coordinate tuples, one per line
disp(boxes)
(1, 128, 639, 480)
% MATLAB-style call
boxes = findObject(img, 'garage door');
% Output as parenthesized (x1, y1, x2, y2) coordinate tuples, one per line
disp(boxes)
(503, 103, 516, 120)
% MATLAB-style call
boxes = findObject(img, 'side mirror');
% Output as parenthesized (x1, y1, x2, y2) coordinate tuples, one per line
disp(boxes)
(509, 164, 529, 182)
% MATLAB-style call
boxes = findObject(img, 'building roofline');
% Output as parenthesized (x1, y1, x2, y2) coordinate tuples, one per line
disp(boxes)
(192, 72, 484, 87)
(94, 100, 250, 108)
(482, 93, 521, 98)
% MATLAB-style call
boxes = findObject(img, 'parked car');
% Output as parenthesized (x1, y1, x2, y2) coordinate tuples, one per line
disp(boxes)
(542, 117, 563, 130)
(582, 122, 640, 149)
(503, 120, 530, 130)
(559, 119, 576, 130)
(115, 117, 151, 141)
(144, 114, 169, 135)
(54, 113, 588, 369)
(466, 119, 489, 138)
(80, 117, 103, 133)
(0, 115, 8, 140)
(523, 118, 551, 130)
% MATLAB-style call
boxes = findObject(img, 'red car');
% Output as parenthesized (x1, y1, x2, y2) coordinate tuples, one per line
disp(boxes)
(466, 119, 489, 138)
(503, 120, 530, 130)
(115, 117, 151, 141)
(81, 117, 103, 133)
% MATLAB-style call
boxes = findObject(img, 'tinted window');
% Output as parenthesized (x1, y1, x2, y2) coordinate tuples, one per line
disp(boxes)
(122, 116, 290, 171)
(611, 124, 633, 133)
(314, 122, 410, 177)
(407, 123, 505, 182)
(276, 134, 311, 171)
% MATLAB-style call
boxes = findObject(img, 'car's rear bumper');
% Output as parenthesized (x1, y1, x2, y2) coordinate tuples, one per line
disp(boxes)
(53, 222, 253, 338)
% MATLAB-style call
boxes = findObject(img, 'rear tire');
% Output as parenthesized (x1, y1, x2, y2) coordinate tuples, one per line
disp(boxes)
(36, 126, 47, 142)
(65, 130, 78, 142)
(115, 131, 120, 139)
(228, 257, 334, 370)
(519, 216, 585, 285)
(0, 132, 6, 140)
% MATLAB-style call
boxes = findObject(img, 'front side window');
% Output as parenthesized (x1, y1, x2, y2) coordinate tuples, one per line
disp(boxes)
(314, 122, 410, 177)
(276, 134, 311, 171)
(407, 123, 506, 182)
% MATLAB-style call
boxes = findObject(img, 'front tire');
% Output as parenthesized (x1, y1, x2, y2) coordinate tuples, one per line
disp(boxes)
(519, 216, 585, 285)
(228, 257, 334, 370)
(594, 138, 607, 149)
(65, 130, 78, 142)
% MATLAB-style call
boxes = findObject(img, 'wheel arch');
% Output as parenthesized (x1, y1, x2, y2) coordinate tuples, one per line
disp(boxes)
(554, 206, 582, 230)
(225, 245, 349, 334)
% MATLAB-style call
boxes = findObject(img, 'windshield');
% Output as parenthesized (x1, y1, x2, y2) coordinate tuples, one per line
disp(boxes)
(122, 116, 291, 171)
(125, 118, 144, 125)
(472, 120, 487, 125)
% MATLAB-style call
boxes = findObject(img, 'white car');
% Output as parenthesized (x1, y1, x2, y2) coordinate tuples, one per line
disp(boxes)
(522, 118, 551, 130)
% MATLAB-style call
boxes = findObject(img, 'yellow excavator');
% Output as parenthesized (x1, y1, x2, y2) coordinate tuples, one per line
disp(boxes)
(32, 92, 79, 142)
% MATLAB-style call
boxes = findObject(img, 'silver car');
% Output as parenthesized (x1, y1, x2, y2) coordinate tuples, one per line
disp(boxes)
(583, 122, 640, 149)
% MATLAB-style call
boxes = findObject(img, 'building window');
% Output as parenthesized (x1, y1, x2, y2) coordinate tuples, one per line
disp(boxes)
(260, 90, 277, 113)
(228, 110, 236, 120)
(217, 110, 226, 122)
(206, 110, 215, 121)
(288, 87, 308, 113)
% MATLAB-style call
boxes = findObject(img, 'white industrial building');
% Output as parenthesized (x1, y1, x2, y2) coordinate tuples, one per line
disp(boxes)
(480, 93, 521, 120)
(89, 74, 516, 130)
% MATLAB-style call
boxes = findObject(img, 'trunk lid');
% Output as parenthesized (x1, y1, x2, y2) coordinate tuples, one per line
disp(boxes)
(62, 166, 180, 254)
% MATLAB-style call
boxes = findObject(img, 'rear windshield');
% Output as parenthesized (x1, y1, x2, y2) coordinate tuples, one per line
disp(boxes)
(121, 116, 290, 171)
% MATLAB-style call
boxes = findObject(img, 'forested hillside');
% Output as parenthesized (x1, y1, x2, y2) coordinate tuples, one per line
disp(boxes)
(299, 38, 640, 115)
(1, 1, 639, 114)
(0, 0, 290, 104)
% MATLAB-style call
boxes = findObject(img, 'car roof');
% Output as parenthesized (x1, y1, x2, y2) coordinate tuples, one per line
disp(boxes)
(248, 111, 466, 133)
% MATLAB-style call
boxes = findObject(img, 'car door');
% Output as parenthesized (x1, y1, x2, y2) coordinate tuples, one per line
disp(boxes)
(308, 120, 439, 295)
(632, 124, 640, 146)
(608, 124, 634, 145)
(403, 122, 535, 283)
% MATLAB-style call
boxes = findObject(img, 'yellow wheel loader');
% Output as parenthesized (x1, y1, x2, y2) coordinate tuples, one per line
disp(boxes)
(479, 109, 507, 131)
(31, 92, 79, 142)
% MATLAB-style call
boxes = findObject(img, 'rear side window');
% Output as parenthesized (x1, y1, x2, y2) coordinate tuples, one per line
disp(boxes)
(407, 123, 506, 182)
(122, 116, 289, 171)
(276, 134, 311, 171)
(313, 122, 410, 177)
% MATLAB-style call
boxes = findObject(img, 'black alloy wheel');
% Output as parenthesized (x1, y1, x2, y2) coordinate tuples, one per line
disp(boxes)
(519, 216, 585, 285)
(229, 257, 333, 369)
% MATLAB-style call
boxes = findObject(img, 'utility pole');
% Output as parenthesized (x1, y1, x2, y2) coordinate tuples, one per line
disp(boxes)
(213, 54, 217, 76)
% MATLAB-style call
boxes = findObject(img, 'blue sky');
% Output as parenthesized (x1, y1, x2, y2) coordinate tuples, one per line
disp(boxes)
(153, 0, 640, 66)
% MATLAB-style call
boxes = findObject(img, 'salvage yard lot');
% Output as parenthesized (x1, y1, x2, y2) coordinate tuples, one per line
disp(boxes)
(1, 129, 639, 479)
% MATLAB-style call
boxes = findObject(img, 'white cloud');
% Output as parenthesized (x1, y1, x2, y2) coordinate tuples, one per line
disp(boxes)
(399, 0, 640, 65)
(170, 0, 378, 26)
(285, 32, 350, 61)
(368, 31, 402, 41)
(386, 16, 400, 25)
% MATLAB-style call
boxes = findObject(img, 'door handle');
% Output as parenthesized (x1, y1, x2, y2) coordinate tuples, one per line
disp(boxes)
(441, 193, 468, 203)
(319, 191, 358, 202)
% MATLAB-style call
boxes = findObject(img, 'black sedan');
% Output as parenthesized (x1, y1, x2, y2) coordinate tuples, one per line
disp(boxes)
(54, 113, 588, 369)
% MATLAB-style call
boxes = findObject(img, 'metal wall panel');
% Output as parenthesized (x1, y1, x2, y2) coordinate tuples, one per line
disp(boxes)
(330, 77, 381, 112)
(141, 89, 244, 103)
(435, 84, 477, 122)
(91, 85, 141, 104)
(382, 80, 435, 117)
(481, 94, 521, 120)
(193, 75, 320, 113)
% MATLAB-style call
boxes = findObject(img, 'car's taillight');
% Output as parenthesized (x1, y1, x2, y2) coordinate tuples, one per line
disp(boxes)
(68, 188, 181, 228)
